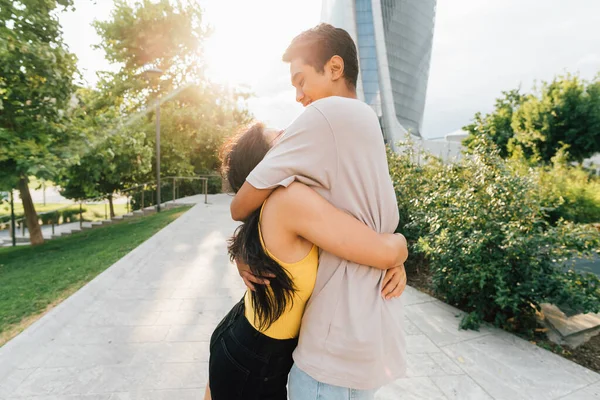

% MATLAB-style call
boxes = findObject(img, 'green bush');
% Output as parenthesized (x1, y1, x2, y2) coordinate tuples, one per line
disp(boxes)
(0, 213, 24, 226)
(130, 188, 155, 211)
(506, 146, 600, 224)
(61, 207, 85, 223)
(535, 151, 600, 224)
(175, 176, 222, 197)
(388, 136, 600, 334)
(40, 211, 60, 225)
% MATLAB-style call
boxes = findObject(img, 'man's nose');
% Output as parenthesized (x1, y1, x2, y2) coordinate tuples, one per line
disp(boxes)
(296, 88, 304, 103)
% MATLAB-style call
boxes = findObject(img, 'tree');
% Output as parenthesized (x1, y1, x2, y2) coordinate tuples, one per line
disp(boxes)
(60, 130, 152, 217)
(57, 85, 154, 216)
(92, 0, 251, 186)
(511, 75, 600, 163)
(0, 0, 79, 245)
(463, 89, 524, 159)
(154, 84, 251, 178)
(92, 0, 209, 109)
(464, 74, 600, 164)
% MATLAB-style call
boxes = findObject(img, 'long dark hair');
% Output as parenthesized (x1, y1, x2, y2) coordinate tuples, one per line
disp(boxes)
(221, 123, 296, 331)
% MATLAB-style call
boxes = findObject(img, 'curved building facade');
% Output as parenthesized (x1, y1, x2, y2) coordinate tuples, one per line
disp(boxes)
(322, 0, 436, 144)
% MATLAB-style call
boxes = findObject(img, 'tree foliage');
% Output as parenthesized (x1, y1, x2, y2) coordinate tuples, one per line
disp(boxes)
(0, 0, 80, 182)
(60, 129, 152, 215)
(389, 137, 600, 335)
(0, 0, 80, 244)
(464, 74, 600, 164)
(463, 89, 524, 159)
(92, 0, 208, 109)
(2, 0, 253, 242)
(87, 0, 251, 191)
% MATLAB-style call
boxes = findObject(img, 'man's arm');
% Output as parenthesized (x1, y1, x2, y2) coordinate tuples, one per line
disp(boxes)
(230, 182, 274, 221)
(280, 182, 408, 299)
(234, 106, 336, 221)
(280, 183, 408, 270)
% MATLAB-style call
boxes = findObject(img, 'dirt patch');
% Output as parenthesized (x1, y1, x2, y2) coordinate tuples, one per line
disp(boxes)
(535, 335, 600, 374)
(405, 254, 434, 295)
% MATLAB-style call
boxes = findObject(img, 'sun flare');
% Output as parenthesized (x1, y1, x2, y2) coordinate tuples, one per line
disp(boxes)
(202, 0, 318, 88)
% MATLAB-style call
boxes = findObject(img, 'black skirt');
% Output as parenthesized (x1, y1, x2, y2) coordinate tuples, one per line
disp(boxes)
(209, 299, 298, 400)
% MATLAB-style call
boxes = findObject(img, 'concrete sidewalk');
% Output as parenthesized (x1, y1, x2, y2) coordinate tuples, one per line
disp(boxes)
(0, 194, 598, 399)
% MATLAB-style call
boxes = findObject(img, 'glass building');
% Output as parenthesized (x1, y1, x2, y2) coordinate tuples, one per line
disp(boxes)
(322, 0, 436, 143)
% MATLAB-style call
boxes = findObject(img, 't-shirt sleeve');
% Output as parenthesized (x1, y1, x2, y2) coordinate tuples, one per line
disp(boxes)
(247, 106, 338, 190)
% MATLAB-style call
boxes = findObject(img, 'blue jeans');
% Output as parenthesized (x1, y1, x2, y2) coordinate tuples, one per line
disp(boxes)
(288, 364, 379, 400)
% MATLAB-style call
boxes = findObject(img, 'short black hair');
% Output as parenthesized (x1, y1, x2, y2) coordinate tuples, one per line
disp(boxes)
(282, 23, 359, 89)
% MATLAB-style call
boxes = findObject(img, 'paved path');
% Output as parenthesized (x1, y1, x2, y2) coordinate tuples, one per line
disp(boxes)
(0, 195, 598, 399)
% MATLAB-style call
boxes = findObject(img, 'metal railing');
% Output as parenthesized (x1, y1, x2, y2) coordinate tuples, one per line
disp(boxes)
(120, 175, 220, 210)
(1, 174, 222, 247)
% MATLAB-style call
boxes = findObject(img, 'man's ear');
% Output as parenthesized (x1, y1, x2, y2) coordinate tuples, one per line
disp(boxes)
(329, 55, 345, 82)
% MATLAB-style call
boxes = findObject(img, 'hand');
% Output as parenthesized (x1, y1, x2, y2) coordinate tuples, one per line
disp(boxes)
(235, 258, 275, 291)
(381, 264, 407, 300)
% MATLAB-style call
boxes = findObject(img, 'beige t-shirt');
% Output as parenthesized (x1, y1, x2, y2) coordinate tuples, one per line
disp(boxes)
(247, 96, 405, 390)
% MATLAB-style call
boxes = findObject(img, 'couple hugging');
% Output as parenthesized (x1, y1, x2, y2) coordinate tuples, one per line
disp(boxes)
(205, 23, 408, 400)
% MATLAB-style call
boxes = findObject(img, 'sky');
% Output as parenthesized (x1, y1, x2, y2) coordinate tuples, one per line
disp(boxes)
(60, 0, 600, 139)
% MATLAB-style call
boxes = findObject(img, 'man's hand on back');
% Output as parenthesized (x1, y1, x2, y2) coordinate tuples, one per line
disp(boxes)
(235, 258, 275, 291)
(381, 264, 407, 300)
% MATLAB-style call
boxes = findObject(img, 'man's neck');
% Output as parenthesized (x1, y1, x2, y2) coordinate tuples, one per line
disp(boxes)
(332, 91, 358, 99)
(332, 87, 358, 99)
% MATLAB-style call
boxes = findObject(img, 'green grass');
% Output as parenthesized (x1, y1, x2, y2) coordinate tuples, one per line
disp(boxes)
(0, 206, 191, 345)
(1, 202, 69, 218)
(78, 203, 129, 221)
(0, 203, 129, 224)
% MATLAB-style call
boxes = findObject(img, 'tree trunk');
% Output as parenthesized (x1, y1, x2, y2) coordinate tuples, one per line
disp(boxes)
(17, 177, 44, 246)
(108, 195, 115, 218)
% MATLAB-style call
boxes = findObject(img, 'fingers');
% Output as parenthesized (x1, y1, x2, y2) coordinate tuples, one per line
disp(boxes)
(381, 269, 393, 290)
(236, 258, 275, 279)
(387, 273, 407, 299)
(240, 271, 272, 292)
(236, 258, 274, 291)
(241, 274, 256, 291)
(244, 272, 271, 286)
(235, 258, 251, 273)
(382, 266, 407, 300)
(381, 272, 398, 299)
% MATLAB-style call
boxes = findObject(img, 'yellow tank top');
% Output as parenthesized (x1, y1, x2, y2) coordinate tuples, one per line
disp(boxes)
(244, 202, 319, 339)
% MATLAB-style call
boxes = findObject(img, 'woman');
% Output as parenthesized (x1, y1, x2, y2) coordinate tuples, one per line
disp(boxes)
(205, 123, 408, 400)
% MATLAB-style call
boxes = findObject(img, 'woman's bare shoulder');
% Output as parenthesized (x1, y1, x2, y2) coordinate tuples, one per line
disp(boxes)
(265, 183, 318, 221)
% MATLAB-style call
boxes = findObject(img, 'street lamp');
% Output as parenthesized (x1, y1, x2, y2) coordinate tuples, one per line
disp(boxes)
(10, 190, 16, 247)
(142, 66, 164, 212)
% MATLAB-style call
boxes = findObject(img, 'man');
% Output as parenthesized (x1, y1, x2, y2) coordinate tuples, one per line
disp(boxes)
(230, 24, 406, 399)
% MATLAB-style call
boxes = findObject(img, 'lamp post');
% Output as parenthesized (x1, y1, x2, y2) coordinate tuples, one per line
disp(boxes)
(143, 66, 164, 212)
(10, 190, 16, 247)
